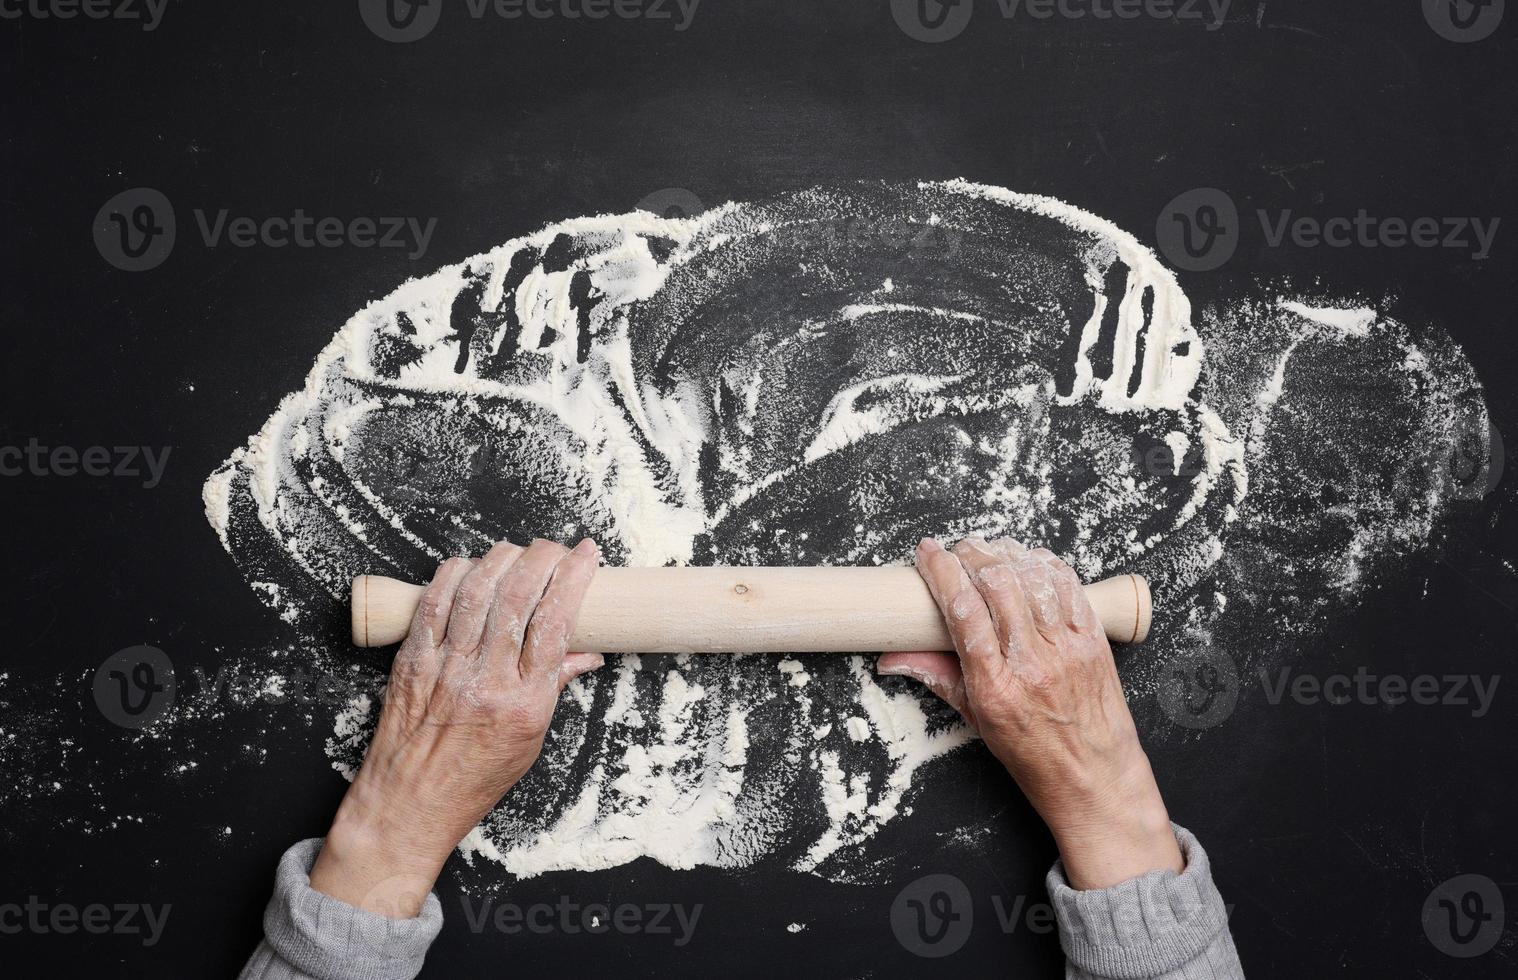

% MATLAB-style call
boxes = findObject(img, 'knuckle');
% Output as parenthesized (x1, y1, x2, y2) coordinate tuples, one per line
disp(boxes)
(1031, 603, 1061, 628)
(484, 692, 547, 730)
(1017, 564, 1057, 597)
(1018, 668, 1060, 694)
(500, 579, 543, 611)
(453, 582, 492, 615)
(392, 637, 429, 667)
(387, 660, 423, 691)
(1076, 641, 1110, 666)
(962, 634, 1002, 662)
(482, 545, 521, 571)
(948, 587, 982, 623)
(476, 691, 517, 722)
(1016, 558, 1052, 583)
(415, 593, 447, 626)
(973, 563, 1018, 596)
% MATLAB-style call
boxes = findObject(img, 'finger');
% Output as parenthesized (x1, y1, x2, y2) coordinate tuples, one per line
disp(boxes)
(877, 651, 972, 722)
(1013, 550, 1064, 638)
(408, 557, 474, 648)
(1035, 550, 1097, 632)
(559, 652, 607, 692)
(952, 538, 1036, 666)
(518, 539, 599, 681)
(914, 538, 1002, 678)
(390, 556, 473, 699)
(442, 541, 525, 657)
(478, 538, 567, 679)
(479, 538, 569, 673)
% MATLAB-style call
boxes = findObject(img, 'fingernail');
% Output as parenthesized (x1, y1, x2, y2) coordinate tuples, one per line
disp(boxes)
(918, 537, 943, 554)
(573, 538, 598, 557)
(876, 662, 908, 677)
(576, 653, 607, 675)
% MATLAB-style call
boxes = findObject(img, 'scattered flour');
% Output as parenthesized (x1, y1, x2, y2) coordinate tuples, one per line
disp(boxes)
(200, 181, 1492, 882)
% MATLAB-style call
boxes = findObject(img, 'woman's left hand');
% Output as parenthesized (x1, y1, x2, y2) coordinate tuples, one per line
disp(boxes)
(879, 537, 1182, 890)
(309, 538, 605, 917)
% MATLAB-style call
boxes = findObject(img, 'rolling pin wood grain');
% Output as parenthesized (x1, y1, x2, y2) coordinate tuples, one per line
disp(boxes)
(352, 567, 1151, 652)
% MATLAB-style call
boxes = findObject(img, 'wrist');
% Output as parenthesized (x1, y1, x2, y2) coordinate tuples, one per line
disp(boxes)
(1042, 750, 1184, 890)
(1051, 790, 1175, 865)
(309, 789, 452, 918)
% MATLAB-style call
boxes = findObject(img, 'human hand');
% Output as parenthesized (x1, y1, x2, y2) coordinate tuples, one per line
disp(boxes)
(309, 538, 605, 916)
(878, 537, 1183, 890)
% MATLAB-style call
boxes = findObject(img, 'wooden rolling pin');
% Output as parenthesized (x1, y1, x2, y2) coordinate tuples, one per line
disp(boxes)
(352, 567, 1151, 652)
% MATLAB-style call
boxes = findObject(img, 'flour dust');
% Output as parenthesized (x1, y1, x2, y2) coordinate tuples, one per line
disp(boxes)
(201, 181, 1493, 882)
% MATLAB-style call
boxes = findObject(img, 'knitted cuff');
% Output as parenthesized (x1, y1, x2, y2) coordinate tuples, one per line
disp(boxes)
(1046, 824, 1238, 979)
(259, 838, 444, 980)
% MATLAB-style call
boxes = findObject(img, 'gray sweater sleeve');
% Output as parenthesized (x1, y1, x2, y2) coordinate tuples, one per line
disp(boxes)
(242, 825, 1239, 979)
(238, 839, 444, 980)
(1047, 824, 1244, 979)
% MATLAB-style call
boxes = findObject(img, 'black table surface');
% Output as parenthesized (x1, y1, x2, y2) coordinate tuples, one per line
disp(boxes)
(3, 2, 1516, 976)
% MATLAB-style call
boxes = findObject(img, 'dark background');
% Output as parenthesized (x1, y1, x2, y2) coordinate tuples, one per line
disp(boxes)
(3, 1, 1516, 976)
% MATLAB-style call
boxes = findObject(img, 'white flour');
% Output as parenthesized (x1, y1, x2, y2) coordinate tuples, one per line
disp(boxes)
(201, 181, 1491, 882)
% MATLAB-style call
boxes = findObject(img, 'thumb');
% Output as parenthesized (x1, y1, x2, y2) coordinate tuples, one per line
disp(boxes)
(877, 651, 976, 728)
(558, 652, 606, 692)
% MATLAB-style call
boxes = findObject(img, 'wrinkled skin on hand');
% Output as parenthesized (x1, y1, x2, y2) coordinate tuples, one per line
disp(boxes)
(880, 538, 1184, 890)
(310, 538, 605, 917)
